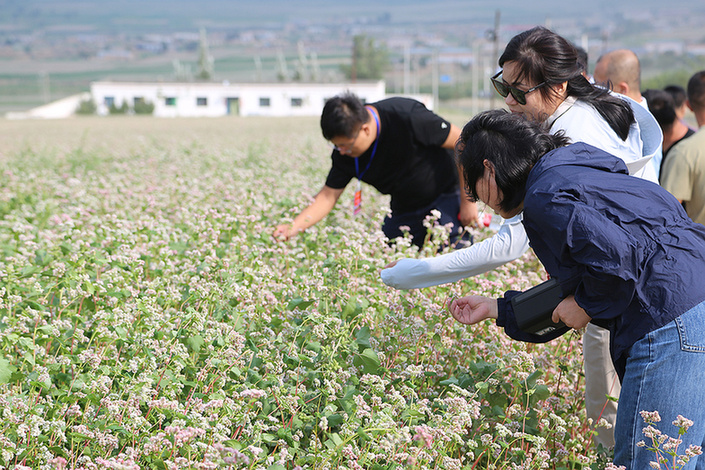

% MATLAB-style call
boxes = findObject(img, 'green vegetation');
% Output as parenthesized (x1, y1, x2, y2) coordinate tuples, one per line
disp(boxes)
(641, 55, 705, 90)
(340, 35, 390, 81)
(75, 98, 96, 115)
(133, 99, 155, 115)
(0, 116, 623, 469)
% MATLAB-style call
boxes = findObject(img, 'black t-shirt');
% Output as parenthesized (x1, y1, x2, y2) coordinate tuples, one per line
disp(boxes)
(324, 97, 458, 214)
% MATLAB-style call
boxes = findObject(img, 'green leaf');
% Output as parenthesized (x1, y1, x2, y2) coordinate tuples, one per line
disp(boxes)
(0, 357, 14, 384)
(19, 265, 41, 277)
(114, 326, 128, 340)
(355, 326, 371, 350)
(186, 335, 204, 352)
(286, 297, 315, 311)
(326, 413, 344, 428)
(491, 405, 506, 417)
(353, 348, 381, 375)
(532, 384, 551, 403)
(150, 459, 168, 470)
(439, 377, 459, 386)
(342, 296, 369, 322)
(324, 433, 344, 450)
(524, 370, 542, 388)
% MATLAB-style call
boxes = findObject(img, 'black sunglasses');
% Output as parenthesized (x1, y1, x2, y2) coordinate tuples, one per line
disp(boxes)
(490, 71, 546, 105)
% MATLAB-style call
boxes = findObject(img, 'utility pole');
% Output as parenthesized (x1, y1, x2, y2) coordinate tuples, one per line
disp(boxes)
(472, 40, 479, 116)
(488, 9, 501, 109)
(432, 48, 439, 110)
(277, 49, 289, 82)
(403, 43, 411, 94)
(351, 38, 357, 83)
(254, 55, 262, 82)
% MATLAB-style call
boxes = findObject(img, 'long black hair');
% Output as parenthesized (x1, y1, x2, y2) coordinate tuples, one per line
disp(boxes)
(499, 26, 634, 141)
(456, 109, 571, 213)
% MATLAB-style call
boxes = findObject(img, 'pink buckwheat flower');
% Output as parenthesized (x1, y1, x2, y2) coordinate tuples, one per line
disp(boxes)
(413, 425, 434, 448)
(673, 415, 695, 432)
(49, 457, 68, 469)
(640, 410, 662, 423)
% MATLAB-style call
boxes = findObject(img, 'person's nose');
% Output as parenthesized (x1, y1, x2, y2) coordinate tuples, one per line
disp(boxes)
(505, 93, 518, 106)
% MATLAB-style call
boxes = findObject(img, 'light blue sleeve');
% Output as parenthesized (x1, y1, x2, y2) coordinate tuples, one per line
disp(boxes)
(380, 214, 531, 290)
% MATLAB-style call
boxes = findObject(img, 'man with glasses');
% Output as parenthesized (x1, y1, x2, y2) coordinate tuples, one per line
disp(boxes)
(273, 92, 477, 248)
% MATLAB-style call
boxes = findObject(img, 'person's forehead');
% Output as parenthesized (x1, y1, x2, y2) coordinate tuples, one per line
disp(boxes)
(502, 62, 529, 85)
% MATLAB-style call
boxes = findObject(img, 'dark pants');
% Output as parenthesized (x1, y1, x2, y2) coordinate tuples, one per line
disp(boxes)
(382, 190, 470, 249)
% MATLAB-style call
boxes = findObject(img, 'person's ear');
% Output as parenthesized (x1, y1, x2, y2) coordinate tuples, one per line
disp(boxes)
(552, 81, 568, 97)
(483, 159, 495, 177)
(686, 98, 695, 113)
(615, 81, 629, 96)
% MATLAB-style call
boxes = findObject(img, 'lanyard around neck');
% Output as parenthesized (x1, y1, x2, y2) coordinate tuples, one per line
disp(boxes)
(355, 105, 380, 180)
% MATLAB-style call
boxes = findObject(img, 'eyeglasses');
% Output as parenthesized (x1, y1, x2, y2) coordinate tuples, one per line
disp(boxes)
(329, 127, 362, 154)
(491, 70, 546, 105)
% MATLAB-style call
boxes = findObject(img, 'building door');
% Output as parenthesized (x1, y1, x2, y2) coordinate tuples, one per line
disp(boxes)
(227, 97, 240, 115)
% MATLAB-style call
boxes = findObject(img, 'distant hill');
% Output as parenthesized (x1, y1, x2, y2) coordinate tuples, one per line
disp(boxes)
(1, 0, 704, 115)
(1, 0, 702, 35)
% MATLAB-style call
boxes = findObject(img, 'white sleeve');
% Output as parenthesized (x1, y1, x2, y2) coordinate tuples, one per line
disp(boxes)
(380, 214, 530, 290)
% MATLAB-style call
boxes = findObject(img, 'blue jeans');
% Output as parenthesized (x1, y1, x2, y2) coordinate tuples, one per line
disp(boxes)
(614, 300, 705, 469)
(383, 190, 469, 249)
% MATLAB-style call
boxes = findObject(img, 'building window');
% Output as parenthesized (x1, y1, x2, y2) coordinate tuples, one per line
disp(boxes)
(290, 97, 303, 107)
(196, 97, 208, 106)
(104, 96, 115, 107)
(134, 96, 145, 106)
(259, 97, 271, 107)
(165, 97, 177, 106)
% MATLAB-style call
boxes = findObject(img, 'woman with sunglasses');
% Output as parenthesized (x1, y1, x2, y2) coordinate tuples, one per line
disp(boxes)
(381, 26, 663, 450)
(449, 109, 705, 470)
(490, 27, 657, 182)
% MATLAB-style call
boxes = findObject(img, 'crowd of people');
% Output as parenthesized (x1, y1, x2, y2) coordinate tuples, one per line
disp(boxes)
(272, 25, 705, 470)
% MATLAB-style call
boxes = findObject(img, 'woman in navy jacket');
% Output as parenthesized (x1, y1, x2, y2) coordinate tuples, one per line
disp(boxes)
(449, 109, 705, 469)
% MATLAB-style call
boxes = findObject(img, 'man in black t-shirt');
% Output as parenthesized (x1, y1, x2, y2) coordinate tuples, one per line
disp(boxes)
(273, 92, 478, 248)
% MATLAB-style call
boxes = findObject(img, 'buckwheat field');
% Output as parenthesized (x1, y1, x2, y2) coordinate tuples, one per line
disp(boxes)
(0, 115, 615, 469)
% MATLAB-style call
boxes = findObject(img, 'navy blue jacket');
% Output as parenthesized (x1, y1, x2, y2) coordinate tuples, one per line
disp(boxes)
(497, 143, 705, 379)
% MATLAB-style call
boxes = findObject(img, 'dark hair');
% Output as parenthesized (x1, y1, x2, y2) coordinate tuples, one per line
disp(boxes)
(575, 45, 588, 74)
(456, 109, 571, 213)
(664, 84, 687, 109)
(642, 89, 677, 130)
(499, 26, 634, 141)
(687, 71, 705, 112)
(320, 92, 370, 140)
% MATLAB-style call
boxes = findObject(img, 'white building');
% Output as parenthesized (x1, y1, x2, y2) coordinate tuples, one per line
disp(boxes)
(90, 80, 390, 117)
